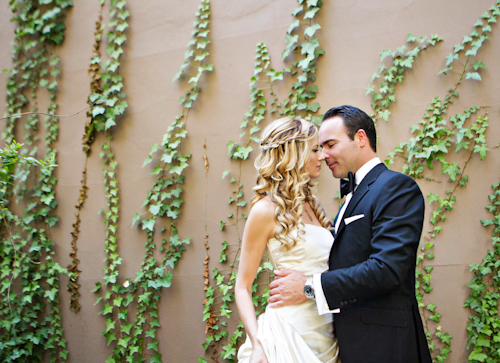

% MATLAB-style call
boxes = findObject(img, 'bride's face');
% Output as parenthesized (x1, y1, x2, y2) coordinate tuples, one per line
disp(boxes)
(306, 137, 324, 179)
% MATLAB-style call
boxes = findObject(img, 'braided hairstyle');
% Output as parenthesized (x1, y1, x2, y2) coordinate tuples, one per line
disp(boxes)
(252, 117, 332, 251)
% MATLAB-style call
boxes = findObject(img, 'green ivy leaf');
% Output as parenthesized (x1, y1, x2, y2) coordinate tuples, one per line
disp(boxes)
(41, 193, 55, 205)
(147, 340, 159, 352)
(285, 34, 299, 50)
(233, 146, 252, 160)
(44, 288, 58, 301)
(199, 64, 214, 72)
(304, 23, 321, 37)
(287, 20, 300, 34)
(142, 218, 156, 231)
(42, 7, 62, 21)
(105, 319, 116, 332)
(406, 33, 416, 42)
(291, 6, 303, 16)
(301, 38, 319, 55)
(169, 161, 188, 175)
(445, 53, 458, 66)
(304, 7, 319, 19)
(466, 72, 482, 81)
(103, 331, 116, 346)
(149, 204, 161, 216)
(468, 349, 488, 362)
(117, 336, 131, 348)
(120, 322, 133, 335)
(148, 273, 172, 289)
(101, 303, 113, 315)
(116, 22, 129, 33)
(105, 118, 116, 129)
(92, 106, 106, 117)
(306, 102, 320, 112)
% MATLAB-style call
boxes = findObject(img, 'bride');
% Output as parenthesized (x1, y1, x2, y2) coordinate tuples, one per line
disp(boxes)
(235, 117, 340, 363)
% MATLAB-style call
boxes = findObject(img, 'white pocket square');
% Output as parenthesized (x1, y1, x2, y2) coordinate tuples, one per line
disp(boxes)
(344, 214, 364, 225)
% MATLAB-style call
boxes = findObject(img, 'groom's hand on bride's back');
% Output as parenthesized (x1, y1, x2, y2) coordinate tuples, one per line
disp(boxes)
(268, 269, 307, 308)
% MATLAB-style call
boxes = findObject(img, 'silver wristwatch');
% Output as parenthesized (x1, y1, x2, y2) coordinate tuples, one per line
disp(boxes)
(303, 276, 315, 299)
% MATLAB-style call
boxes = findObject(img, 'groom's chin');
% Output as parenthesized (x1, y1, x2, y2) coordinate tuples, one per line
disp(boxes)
(329, 168, 342, 179)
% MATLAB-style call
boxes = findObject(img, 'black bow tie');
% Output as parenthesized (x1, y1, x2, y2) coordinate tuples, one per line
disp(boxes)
(340, 171, 355, 198)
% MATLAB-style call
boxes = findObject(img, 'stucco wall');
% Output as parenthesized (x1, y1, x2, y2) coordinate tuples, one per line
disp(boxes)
(1, 0, 499, 362)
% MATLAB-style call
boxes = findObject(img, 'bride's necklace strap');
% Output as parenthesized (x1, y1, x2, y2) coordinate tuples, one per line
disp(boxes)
(305, 208, 314, 222)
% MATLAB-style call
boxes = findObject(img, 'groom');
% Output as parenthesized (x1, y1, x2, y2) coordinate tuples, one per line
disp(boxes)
(268, 105, 431, 363)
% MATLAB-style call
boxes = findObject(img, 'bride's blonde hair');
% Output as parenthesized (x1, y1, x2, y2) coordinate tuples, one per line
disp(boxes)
(252, 117, 332, 251)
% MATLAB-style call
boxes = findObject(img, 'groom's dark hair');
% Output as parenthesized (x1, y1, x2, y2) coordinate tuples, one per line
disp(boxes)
(322, 105, 377, 152)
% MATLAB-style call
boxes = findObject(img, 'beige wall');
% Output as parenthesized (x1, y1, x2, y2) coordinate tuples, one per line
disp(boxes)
(1, 0, 499, 362)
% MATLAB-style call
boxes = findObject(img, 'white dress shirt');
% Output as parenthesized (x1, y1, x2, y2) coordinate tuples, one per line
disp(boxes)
(314, 157, 382, 315)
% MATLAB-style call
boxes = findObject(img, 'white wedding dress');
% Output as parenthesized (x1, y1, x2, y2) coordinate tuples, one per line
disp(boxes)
(238, 224, 340, 363)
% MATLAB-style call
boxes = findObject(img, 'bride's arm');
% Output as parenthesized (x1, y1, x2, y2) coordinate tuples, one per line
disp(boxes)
(235, 199, 275, 361)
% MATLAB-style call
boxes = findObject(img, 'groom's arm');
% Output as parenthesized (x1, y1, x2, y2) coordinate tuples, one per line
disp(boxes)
(322, 173, 424, 310)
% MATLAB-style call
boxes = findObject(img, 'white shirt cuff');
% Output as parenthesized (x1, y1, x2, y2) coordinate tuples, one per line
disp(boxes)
(313, 273, 340, 315)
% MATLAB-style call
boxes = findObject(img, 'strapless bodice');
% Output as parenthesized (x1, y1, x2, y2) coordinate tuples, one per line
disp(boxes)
(267, 223, 334, 276)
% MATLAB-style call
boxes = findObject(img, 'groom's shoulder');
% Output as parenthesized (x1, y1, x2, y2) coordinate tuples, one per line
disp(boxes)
(378, 167, 420, 188)
(380, 167, 408, 179)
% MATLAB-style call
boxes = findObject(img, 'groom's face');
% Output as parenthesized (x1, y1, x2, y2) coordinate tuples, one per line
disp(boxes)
(319, 116, 359, 179)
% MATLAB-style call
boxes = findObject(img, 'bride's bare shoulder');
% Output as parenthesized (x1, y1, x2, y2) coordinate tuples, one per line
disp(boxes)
(244, 197, 278, 238)
(249, 196, 276, 220)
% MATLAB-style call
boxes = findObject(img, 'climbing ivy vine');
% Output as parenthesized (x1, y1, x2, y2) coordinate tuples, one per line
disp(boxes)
(0, 141, 64, 362)
(459, 8, 500, 363)
(465, 182, 500, 363)
(366, 33, 442, 123)
(87, 0, 213, 362)
(67, 0, 106, 312)
(0, 0, 72, 361)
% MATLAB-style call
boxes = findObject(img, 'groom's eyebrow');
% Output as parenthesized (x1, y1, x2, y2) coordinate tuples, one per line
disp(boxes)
(320, 138, 336, 147)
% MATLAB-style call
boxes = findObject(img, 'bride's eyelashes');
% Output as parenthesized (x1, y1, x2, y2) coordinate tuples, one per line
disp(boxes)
(311, 143, 321, 153)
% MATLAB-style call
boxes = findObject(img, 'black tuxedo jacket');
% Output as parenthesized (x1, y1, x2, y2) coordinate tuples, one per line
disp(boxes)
(322, 163, 431, 363)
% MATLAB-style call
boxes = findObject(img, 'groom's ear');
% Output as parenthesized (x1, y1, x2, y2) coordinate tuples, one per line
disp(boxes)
(355, 129, 368, 148)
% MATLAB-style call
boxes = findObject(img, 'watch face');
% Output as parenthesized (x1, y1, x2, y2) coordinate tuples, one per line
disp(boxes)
(304, 285, 314, 297)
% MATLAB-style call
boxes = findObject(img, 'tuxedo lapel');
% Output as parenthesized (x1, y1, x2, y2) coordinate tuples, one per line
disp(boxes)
(335, 163, 387, 239)
(332, 200, 346, 232)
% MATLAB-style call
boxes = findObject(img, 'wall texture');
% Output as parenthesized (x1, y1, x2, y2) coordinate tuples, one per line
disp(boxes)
(1, 0, 499, 362)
